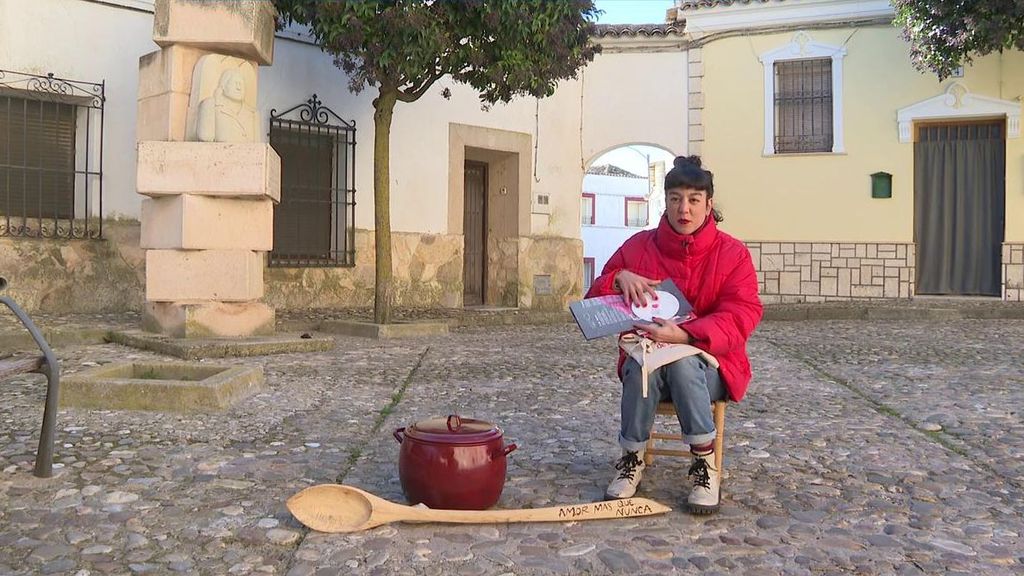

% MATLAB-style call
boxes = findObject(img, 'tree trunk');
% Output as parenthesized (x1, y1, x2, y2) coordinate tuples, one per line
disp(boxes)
(372, 90, 398, 324)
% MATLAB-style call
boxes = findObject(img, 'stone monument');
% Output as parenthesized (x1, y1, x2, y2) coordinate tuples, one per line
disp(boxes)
(136, 0, 279, 338)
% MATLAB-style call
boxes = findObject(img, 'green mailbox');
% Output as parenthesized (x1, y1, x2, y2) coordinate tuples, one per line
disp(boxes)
(871, 172, 892, 199)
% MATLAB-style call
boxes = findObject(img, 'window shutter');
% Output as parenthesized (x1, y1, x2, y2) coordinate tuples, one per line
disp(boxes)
(0, 96, 76, 219)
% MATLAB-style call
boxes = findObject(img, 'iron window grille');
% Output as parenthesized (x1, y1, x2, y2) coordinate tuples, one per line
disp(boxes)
(0, 70, 105, 239)
(269, 95, 356, 267)
(773, 58, 833, 154)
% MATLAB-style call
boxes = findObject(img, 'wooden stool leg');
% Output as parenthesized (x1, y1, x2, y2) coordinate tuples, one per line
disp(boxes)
(713, 401, 726, 473)
(644, 436, 655, 465)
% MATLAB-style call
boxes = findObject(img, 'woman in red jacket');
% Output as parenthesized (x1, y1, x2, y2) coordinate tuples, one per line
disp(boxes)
(586, 155, 762, 514)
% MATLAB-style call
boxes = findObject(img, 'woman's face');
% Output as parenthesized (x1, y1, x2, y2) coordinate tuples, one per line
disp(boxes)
(222, 71, 245, 101)
(665, 187, 713, 235)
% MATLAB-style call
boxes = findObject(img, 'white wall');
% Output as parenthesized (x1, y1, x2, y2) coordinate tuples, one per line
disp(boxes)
(0, 0, 159, 219)
(1, 0, 682, 243)
(581, 173, 655, 278)
(582, 49, 687, 163)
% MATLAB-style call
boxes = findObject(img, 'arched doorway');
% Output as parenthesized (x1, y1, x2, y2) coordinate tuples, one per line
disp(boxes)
(581, 144, 675, 292)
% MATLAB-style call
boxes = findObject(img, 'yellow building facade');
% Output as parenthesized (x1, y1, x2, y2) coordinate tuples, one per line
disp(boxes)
(677, 0, 1024, 302)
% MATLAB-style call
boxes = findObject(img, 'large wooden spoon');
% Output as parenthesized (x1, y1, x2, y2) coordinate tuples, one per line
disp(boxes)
(287, 484, 672, 533)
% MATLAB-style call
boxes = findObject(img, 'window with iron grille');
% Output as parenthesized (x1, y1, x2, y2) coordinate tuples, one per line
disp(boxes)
(268, 95, 356, 267)
(625, 197, 648, 227)
(0, 70, 104, 239)
(773, 59, 833, 154)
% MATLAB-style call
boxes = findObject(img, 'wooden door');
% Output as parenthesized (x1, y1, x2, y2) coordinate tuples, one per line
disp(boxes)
(463, 161, 487, 305)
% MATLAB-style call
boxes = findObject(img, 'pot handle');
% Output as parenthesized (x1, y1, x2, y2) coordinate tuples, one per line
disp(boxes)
(393, 427, 405, 444)
(446, 414, 463, 432)
(502, 443, 518, 457)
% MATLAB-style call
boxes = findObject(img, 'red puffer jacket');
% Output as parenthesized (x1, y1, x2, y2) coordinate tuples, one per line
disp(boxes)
(586, 215, 763, 402)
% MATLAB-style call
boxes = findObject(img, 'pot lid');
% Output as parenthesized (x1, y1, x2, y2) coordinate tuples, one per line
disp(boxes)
(405, 415, 503, 445)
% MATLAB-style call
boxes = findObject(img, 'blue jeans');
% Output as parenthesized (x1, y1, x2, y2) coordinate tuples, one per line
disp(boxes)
(619, 355, 726, 452)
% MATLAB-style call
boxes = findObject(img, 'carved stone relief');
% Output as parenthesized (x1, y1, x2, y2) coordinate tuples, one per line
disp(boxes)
(185, 54, 258, 143)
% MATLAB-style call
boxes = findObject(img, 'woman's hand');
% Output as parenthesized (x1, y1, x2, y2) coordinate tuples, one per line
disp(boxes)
(615, 270, 661, 307)
(634, 317, 692, 344)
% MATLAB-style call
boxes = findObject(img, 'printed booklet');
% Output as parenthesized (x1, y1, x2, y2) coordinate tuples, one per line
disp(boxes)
(569, 278, 693, 340)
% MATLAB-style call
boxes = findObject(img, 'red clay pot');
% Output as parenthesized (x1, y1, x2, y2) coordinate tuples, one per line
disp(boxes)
(394, 414, 517, 510)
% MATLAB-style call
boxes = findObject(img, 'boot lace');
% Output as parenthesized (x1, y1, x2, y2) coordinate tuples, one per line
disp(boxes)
(688, 456, 711, 489)
(615, 451, 642, 481)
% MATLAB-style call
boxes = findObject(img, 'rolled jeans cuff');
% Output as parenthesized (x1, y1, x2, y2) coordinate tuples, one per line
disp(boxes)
(685, 430, 716, 447)
(618, 434, 649, 453)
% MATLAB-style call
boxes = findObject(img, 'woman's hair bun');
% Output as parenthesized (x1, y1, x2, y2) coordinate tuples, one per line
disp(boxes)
(674, 155, 703, 169)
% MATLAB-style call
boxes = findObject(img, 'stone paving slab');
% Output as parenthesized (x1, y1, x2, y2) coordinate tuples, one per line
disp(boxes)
(1, 319, 1023, 575)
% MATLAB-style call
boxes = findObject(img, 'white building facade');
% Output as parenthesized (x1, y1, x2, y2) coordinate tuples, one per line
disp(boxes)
(581, 167, 659, 292)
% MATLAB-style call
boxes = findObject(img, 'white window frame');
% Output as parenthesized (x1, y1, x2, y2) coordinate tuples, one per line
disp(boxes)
(759, 31, 846, 156)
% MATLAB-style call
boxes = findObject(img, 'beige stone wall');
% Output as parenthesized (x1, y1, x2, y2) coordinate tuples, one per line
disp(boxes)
(1004, 243, 1024, 301)
(264, 229, 463, 309)
(748, 241, 916, 303)
(517, 236, 584, 311)
(0, 221, 146, 313)
(488, 238, 521, 308)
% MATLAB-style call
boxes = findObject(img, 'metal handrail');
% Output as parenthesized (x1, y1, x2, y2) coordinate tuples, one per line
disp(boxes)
(0, 276, 61, 478)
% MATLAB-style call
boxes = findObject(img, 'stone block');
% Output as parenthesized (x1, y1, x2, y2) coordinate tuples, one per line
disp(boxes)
(688, 76, 703, 94)
(137, 91, 190, 142)
(884, 277, 899, 297)
(1013, 246, 1024, 264)
(62, 362, 264, 411)
(138, 45, 208, 101)
(690, 93, 705, 110)
(141, 195, 273, 250)
(688, 61, 705, 77)
(146, 249, 264, 302)
(143, 301, 275, 338)
(812, 243, 831, 254)
(820, 276, 837, 296)
(781, 243, 794, 254)
(800, 281, 819, 295)
(761, 253, 784, 272)
(851, 285, 884, 298)
(688, 48, 703, 63)
(153, 0, 276, 66)
(688, 109, 702, 126)
(1006, 264, 1024, 288)
(779, 271, 800, 294)
(137, 141, 281, 201)
(838, 269, 851, 296)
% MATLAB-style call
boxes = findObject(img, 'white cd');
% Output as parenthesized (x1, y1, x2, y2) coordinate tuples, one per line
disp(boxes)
(631, 290, 680, 322)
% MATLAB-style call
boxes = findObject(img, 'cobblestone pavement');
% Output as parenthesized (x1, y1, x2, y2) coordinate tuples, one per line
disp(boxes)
(2, 317, 1023, 575)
